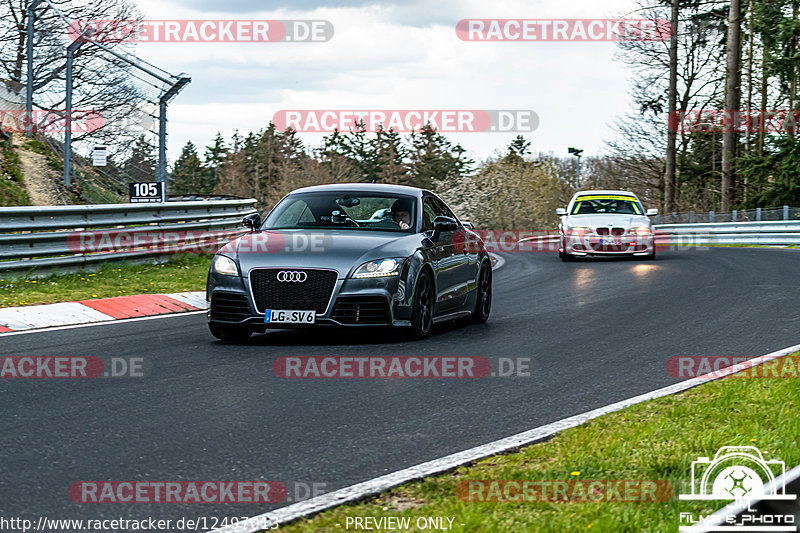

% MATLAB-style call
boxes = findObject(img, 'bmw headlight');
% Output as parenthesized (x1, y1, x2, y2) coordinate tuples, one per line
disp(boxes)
(352, 258, 403, 279)
(212, 254, 239, 276)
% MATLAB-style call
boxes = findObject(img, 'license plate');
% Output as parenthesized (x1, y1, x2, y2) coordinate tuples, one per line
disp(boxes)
(600, 238, 618, 246)
(264, 310, 315, 324)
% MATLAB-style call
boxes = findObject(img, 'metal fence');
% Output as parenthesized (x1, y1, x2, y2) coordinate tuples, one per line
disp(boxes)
(655, 206, 800, 224)
(654, 220, 800, 245)
(0, 198, 256, 276)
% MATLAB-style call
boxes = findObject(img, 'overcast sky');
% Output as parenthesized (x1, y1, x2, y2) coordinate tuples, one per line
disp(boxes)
(132, 0, 643, 164)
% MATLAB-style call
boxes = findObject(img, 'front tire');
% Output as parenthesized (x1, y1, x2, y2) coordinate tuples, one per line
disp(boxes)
(410, 269, 435, 339)
(560, 251, 575, 262)
(470, 262, 492, 323)
(209, 324, 252, 342)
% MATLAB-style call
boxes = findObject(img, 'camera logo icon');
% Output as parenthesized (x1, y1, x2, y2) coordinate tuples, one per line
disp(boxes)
(679, 446, 794, 501)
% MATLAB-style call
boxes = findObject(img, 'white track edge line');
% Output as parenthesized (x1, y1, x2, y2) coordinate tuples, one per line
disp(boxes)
(212, 341, 800, 533)
(0, 309, 207, 337)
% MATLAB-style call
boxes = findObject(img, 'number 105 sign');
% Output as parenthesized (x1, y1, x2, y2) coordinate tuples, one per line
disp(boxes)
(129, 182, 166, 203)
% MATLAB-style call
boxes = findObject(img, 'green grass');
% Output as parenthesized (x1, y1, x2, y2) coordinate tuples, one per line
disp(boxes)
(275, 371, 800, 533)
(0, 254, 211, 307)
(0, 139, 30, 206)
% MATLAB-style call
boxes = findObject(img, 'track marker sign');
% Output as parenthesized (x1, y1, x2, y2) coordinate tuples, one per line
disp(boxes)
(129, 182, 165, 203)
(91, 146, 107, 166)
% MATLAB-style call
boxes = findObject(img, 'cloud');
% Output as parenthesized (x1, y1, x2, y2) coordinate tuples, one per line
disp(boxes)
(130, 0, 640, 162)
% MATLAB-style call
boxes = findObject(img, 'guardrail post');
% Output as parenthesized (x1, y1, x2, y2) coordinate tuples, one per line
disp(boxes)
(784, 205, 790, 220)
(689, 211, 695, 223)
(709, 211, 714, 222)
(671, 212, 676, 223)
(756, 207, 762, 221)
(732, 210, 737, 222)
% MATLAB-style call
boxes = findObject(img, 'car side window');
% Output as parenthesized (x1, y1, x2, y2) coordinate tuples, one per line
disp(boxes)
(273, 199, 313, 226)
(422, 197, 438, 232)
(434, 196, 459, 222)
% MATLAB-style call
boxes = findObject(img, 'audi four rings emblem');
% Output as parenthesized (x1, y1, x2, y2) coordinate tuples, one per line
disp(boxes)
(276, 271, 307, 282)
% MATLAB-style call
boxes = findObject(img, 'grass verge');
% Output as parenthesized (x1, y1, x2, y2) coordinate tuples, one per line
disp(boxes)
(0, 138, 30, 206)
(275, 368, 800, 532)
(0, 254, 211, 307)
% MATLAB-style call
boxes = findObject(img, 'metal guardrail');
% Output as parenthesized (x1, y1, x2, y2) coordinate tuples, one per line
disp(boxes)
(655, 205, 800, 224)
(0, 199, 257, 274)
(654, 220, 800, 245)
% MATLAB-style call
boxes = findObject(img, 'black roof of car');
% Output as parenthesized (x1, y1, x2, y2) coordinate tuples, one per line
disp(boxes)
(291, 183, 429, 197)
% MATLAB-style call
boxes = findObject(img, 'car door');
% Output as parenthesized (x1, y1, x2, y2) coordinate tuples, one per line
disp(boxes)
(432, 194, 474, 308)
(422, 195, 467, 313)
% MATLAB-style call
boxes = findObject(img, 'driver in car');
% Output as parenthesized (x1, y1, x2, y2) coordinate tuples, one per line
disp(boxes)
(391, 198, 412, 229)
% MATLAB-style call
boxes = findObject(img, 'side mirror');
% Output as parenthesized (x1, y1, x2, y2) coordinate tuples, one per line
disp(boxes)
(646, 208, 658, 216)
(242, 213, 261, 231)
(556, 208, 567, 216)
(461, 220, 475, 230)
(432, 215, 459, 233)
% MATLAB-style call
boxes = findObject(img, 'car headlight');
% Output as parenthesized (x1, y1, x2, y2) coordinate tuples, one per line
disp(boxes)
(212, 254, 239, 276)
(629, 226, 652, 236)
(567, 227, 592, 237)
(352, 258, 403, 278)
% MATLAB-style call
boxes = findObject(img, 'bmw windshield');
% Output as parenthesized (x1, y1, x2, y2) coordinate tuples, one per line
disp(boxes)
(570, 195, 645, 215)
(263, 191, 417, 232)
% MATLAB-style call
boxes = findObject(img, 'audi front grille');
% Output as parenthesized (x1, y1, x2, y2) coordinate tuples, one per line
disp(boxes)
(249, 268, 338, 315)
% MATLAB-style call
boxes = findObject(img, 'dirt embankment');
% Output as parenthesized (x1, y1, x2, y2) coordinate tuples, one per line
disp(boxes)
(11, 135, 71, 205)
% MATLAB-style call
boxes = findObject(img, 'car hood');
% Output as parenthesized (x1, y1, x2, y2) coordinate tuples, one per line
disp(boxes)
(218, 229, 424, 278)
(563, 214, 652, 229)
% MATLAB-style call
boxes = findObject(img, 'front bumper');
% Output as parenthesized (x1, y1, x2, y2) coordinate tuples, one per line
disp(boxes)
(562, 235, 654, 256)
(206, 268, 413, 330)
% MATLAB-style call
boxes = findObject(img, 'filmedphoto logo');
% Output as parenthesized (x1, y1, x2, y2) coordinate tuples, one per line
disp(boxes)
(678, 446, 796, 531)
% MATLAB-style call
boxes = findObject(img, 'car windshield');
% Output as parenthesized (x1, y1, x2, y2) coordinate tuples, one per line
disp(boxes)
(570, 195, 644, 215)
(263, 191, 417, 232)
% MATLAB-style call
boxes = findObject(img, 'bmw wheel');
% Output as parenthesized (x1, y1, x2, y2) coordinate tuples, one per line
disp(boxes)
(410, 269, 434, 339)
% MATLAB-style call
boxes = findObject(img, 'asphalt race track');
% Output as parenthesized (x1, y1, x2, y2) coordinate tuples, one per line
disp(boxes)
(2, 247, 799, 526)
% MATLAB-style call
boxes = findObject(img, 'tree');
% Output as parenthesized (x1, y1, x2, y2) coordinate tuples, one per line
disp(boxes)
(204, 132, 228, 193)
(721, 0, 742, 211)
(507, 135, 532, 160)
(170, 141, 207, 194)
(0, 0, 147, 144)
(122, 134, 156, 182)
(664, 0, 680, 212)
(408, 124, 474, 189)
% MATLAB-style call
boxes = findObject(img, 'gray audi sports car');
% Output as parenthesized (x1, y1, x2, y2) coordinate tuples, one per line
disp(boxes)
(206, 184, 492, 341)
